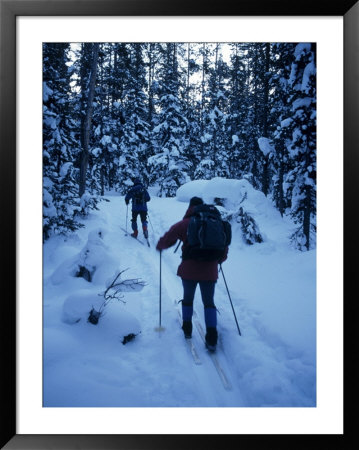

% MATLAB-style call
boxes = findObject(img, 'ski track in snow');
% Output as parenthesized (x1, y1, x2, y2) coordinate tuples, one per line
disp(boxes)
(118, 196, 243, 406)
(43, 192, 316, 408)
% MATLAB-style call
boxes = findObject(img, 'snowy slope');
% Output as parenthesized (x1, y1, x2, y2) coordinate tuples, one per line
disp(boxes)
(43, 179, 316, 407)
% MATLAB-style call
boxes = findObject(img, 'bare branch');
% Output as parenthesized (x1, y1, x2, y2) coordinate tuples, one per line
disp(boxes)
(98, 270, 147, 311)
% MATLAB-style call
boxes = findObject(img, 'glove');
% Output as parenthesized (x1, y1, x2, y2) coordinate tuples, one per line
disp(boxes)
(125, 199, 129, 205)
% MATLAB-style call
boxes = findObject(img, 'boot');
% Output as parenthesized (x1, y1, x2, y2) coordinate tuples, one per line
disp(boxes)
(182, 303, 193, 339)
(142, 224, 148, 239)
(205, 327, 218, 352)
(130, 219, 138, 238)
(204, 307, 217, 352)
(182, 321, 192, 339)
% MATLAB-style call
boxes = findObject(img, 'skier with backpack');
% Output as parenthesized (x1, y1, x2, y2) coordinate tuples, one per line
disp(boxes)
(156, 196, 231, 352)
(125, 177, 151, 239)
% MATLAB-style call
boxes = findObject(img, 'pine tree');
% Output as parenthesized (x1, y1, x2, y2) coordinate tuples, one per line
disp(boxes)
(196, 44, 230, 179)
(227, 43, 251, 179)
(42, 41, 316, 250)
(270, 43, 297, 216)
(150, 43, 190, 196)
(285, 43, 317, 250)
(89, 43, 125, 196)
(245, 43, 274, 194)
(43, 43, 83, 240)
(182, 43, 202, 179)
(118, 44, 151, 191)
(78, 43, 100, 200)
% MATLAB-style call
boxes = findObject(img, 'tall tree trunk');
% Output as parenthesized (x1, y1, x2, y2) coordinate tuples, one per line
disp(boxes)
(303, 185, 311, 250)
(278, 155, 285, 217)
(200, 44, 206, 161)
(303, 143, 313, 250)
(263, 43, 270, 137)
(79, 43, 99, 198)
(212, 44, 219, 171)
(100, 165, 105, 196)
(262, 43, 271, 197)
(262, 155, 269, 197)
(148, 43, 154, 123)
(186, 43, 191, 114)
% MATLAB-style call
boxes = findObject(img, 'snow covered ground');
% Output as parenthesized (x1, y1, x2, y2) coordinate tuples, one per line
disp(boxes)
(43, 178, 316, 408)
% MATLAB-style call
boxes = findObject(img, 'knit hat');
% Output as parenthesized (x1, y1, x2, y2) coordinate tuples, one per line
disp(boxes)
(189, 196, 204, 207)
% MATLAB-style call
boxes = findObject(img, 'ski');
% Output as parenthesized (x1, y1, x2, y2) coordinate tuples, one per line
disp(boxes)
(120, 227, 145, 245)
(193, 314, 232, 391)
(176, 307, 202, 365)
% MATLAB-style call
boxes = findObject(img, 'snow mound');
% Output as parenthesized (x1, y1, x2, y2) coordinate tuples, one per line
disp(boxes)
(50, 227, 119, 286)
(61, 288, 141, 341)
(176, 177, 289, 246)
(176, 177, 268, 212)
(62, 289, 103, 324)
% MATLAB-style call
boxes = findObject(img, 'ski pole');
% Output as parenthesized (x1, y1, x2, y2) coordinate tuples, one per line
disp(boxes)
(220, 264, 241, 336)
(155, 250, 165, 332)
(125, 204, 128, 235)
(147, 211, 155, 235)
(159, 249, 162, 326)
(174, 241, 181, 253)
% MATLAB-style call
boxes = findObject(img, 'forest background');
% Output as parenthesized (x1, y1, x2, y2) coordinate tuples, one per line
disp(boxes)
(43, 42, 316, 250)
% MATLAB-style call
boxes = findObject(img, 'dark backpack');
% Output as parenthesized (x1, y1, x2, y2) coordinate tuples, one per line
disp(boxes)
(132, 186, 146, 206)
(183, 204, 231, 262)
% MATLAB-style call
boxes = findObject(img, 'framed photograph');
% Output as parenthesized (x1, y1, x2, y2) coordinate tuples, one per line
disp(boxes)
(1, 0, 357, 448)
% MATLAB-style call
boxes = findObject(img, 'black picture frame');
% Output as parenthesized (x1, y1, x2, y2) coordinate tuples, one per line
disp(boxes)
(1, 0, 357, 448)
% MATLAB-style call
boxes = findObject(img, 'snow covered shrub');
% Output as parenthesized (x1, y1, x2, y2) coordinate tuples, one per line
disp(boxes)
(226, 207, 263, 245)
(50, 228, 118, 286)
(43, 172, 84, 241)
(86, 269, 146, 325)
(290, 222, 316, 251)
(62, 289, 103, 324)
(43, 182, 57, 241)
(88, 307, 101, 325)
(75, 260, 94, 282)
(61, 269, 146, 328)
(74, 228, 110, 283)
(79, 191, 99, 217)
(238, 208, 263, 245)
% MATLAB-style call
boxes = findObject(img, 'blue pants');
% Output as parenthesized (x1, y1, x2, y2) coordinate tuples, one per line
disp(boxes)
(182, 279, 216, 308)
(181, 279, 217, 328)
(131, 210, 148, 230)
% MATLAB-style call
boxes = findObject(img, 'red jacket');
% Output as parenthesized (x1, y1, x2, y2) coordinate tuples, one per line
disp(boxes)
(156, 206, 228, 281)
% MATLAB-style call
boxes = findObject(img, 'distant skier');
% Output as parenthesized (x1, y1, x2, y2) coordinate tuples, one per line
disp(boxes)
(125, 177, 151, 239)
(156, 196, 229, 352)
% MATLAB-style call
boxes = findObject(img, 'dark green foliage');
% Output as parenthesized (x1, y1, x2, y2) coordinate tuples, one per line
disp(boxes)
(43, 42, 316, 250)
(43, 43, 83, 240)
(227, 207, 263, 245)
